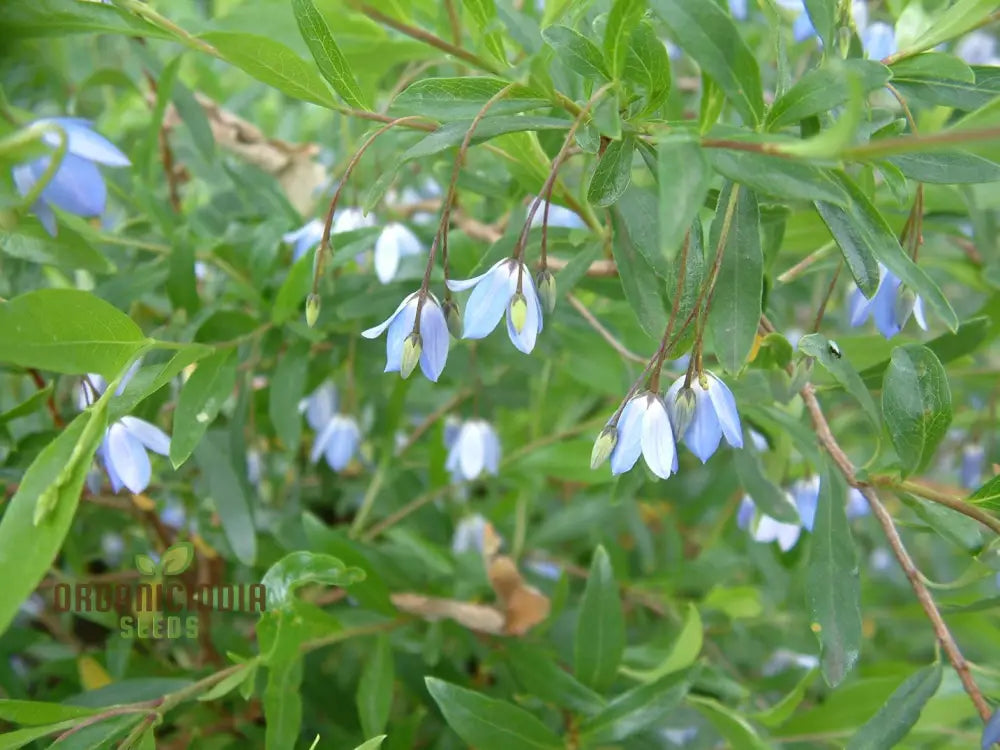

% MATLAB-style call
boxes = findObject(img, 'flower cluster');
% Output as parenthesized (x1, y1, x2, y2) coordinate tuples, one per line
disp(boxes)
(593, 370, 743, 480)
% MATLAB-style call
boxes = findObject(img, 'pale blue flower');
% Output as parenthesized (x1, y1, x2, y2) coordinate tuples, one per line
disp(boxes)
(666, 372, 743, 463)
(361, 292, 450, 381)
(849, 263, 927, 339)
(446, 259, 544, 353)
(982, 707, 1000, 750)
(762, 649, 819, 676)
(529, 199, 586, 229)
(374, 222, 422, 283)
(790, 475, 820, 530)
(862, 21, 897, 60)
(282, 219, 324, 261)
(246, 448, 262, 487)
(333, 207, 375, 234)
(100, 416, 171, 494)
(101, 532, 125, 566)
(452, 514, 489, 554)
(728, 0, 747, 20)
(847, 487, 870, 519)
(660, 727, 699, 747)
(961, 443, 985, 490)
(738, 494, 802, 551)
(956, 31, 999, 66)
(610, 392, 678, 479)
(160, 500, 187, 529)
(304, 383, 361, 472)
(445, 419, 501, 481)
(526, 559, 562, 581)
(12, 117, 130, 236)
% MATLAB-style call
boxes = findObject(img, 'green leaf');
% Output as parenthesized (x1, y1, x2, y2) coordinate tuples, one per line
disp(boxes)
(689, 696, 771, 750)
(903, 0, 999, 57)
(425, 677, 562, 750)
(0, 384, 53, 426)
(707, 183, 763, 373)
(392, 77, 547, 120)
(578, 671, 690, 743)
(357, 635, 394, 737)
(197, 664, 254, 702)
(269, 339, 309, 453)
(882, 345, 952, 476)
(159, 542, 195, 576)
(113, 343, 215, 417)
(541, 25, 610, 81)
(169, 349, 238, 468)
(886, 151, 1000, 183)
(272, 248, 314, 324)
(767, 60, 890, 131)
(0, 721, 78, 750)
(261, 551, 365, 610)
(967, 474, 1000, 515)
(352, 738, 387, 750)
(0, 701, 99, 726)
(0, 0, 166, 39)
(752, 668, 818, 728)
(803, 0, 836, 50)
(603, 0, 643, 80)
(0, 221, 114, 273)
(134, 554, 157, 576)
(575, 545, 625, 691)
(462, 0, 506, 64)
(587, 136, 635, 208)
(260, 616, 305, 750)
(0, 408, 106, 635)
(619, 604, 703, 682)
(657, 136, 711, 263)
(199, 31, 336, 108)
(624, 22, 671, 116)
(846, 663, 942, 750)
(649, 0, 764, 126)
(733, 448, 800, 524)
(709, 149, 848, 205)
(798, 333, 880, 428)
(505, 643, 606, 715)
(900, 493, 982, 551)
(0, 289, 147, 379)
(806, 460, 862, 687)
(611, 195, 669, 339)
(194, 431, 257, 565)
(291, 0, 368, 109)
(817, 173, 958, 330)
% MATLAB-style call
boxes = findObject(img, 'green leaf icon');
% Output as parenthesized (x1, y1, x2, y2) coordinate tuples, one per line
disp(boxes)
(160, 542, 195, 576)
(135, 554, 157, 577)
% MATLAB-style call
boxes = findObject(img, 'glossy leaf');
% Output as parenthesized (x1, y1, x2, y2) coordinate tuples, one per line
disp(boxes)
(624, 21, 671, 115)
(541, 26, 609, 81)
(709, 149, 848, 205)
(806, 461, 862, 687)
(392, 77, 547, 119)
(803, 0, 836, 50)
(690, 696, 771, 750)
(847, 663, 942, 749)
(291, 0, 368, 109)
(261, 551, 365, 610)
(882, 345, 952, 476)
(170, 349, 238, 467)
(603, 0, 643, 80)
(574, 545, 625, 691)
(887, 151, 1000, 184)
(619, 604, 703, 682)
(767, 60, 890, 131)
(587, 135, 635, 208)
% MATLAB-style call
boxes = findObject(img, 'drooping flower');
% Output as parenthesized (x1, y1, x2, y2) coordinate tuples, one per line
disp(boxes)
(452, 514, 489, 554)
(374, 222, 423, 284)
(738, 494, 803, 551)
(12, 117, 131, 236)
(445, 419, 501, 482)
(790, 475, 820, 529)
(303, 383, 361, 472)
(361, 292, 450, 381)
(961, 443, 986, 490)
(282, 219, 324, 261)
(848, 262, 927, 339)
(333, 207, 376, 234)
(665, 372, 743, 463)
(160, 500, 187, 530)
(861, 21, 897, 60)
(608, 392, 678, 479)
(446, 259, 544, 353)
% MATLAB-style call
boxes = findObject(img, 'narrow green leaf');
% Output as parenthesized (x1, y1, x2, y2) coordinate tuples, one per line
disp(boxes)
(194, 431, 257, 565)
(0, 384, 54, 426)
(261, 551, 364, 610)
(170, 349, 238, 467)
(649, 0, 764, 125)
(587, 136, 635, 208)
(541, 26, 610, 81)
(658, 136, 711, 263)
(689, 696, 771, 750)
(817, 173, 958, 329)
(904, 0, 999, 57)
(425, 677, 562, 750)
(767, 60, 890, 131)
(798, 333, 880, 428)
(260, 617, 305, 750)
(709, 149, 848, 205)
(847, 663, 943, 750)
(0, 701, 100, 726)
(462, 0, 506, 64)
(575, 545, 626, 691)
(752, 668, 818, 728)
(505, 643, 606, 715)
(967, 474, 1000, 515)
(392, 77, 546, 120)
(197, 664, 254, 702)
(269, 340, 309, 453)
(619, 604, 702, 682)
(290, 0, 368, 109)
(887, 151, 1000, 183)
(624, 22, 671, 116)
(806, 460, 862, 687)
(882, 345, 952, 476)
(352, 737, 387, 750)
(579, 671, 690, 743)
(733, 448, 800, 523)
(803, 0, 836, 50)
(0, 221, 114, 273)
(707, 183, 763, 373)
(603, 0, 643, 80)
(357, 635, 394, 738)
(611, 198, 669, 339)
(0, 289, 147, 378)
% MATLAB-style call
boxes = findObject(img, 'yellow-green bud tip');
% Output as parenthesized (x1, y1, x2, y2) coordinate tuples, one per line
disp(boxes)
(672, 388, 697, 438)
(590, 426, 618, 469)
(510, 293, 528, 333)
(536, 270, 556, 314)
(305, 294, 321, 327)
(401, 332, 422, 379)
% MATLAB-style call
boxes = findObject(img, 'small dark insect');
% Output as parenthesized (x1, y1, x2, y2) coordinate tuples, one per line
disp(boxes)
(828, 340, 842, 359)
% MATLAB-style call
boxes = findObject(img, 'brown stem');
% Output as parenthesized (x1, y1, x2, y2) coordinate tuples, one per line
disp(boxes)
(874, 476, 1000, 538)
(444, 0, 462, 46)
(811, 259, 842, 332)
(28, 369, 63, 427)
(567, 294, 646, 364)
(800, 383, 992, 722)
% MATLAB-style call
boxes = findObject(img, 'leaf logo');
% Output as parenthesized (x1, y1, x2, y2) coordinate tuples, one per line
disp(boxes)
(134, 542, 195, 578)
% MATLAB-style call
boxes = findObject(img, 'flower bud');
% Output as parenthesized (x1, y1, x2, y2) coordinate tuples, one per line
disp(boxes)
(536, 270, 556, 314)
(509, 293, 528, 333)
(305, 293, 321, 327)
(443, 298, 463, 339)
(590, 425, 618, 469)
(894, 288, 917, 326)
(671, 387, 697, 438)
(401, 332, 422, 379)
